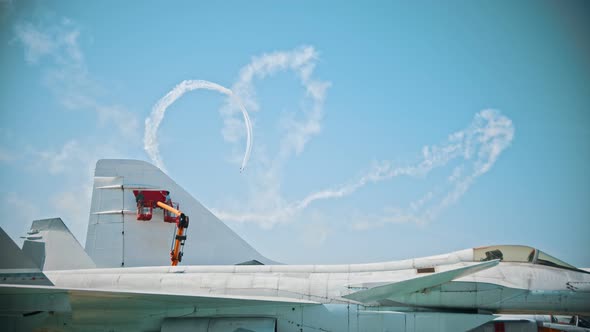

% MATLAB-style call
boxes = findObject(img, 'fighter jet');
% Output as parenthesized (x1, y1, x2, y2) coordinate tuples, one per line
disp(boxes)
(1, 159, 588, 332)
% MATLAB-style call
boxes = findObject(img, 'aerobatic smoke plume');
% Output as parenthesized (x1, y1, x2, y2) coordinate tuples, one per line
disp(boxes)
(144, 46, 326, 173)
(207, 46, 330, 228)
(143, 47, 513, 230)
(220, 46, 330, 163)
(144, 80, 252, 173)
(213, 109, 514, 228)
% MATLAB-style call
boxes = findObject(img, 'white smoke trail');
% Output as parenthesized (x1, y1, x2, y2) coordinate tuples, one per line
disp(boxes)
(209, 46, 329, 228)
(144, 80, 252, 172)
(220, 46, 330, 163)
(213, 109, 514, 227)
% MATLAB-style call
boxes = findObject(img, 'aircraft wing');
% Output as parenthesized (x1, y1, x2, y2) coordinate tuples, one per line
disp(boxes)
(0, 283, 318, 313)
(343, 260, 499, 303)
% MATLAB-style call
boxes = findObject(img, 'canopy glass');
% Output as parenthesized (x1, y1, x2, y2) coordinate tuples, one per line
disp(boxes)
(473, 245, 578, 271)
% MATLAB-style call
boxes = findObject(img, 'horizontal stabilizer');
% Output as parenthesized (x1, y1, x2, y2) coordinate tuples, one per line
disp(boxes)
(343, 260, 499, 303)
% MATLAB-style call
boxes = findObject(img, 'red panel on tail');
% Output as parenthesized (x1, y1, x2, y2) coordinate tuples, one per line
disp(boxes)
(132, 190, 169, 206)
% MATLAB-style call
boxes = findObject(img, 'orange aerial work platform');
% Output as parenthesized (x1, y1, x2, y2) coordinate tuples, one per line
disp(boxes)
(132, 190, 179, 222)
(132, 190, 189, 266)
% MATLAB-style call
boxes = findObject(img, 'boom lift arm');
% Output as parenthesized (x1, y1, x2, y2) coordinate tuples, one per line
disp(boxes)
(156, 201, 189, 266)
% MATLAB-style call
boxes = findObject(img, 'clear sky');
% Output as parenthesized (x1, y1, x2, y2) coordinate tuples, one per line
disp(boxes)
(1, 1, 589, 266)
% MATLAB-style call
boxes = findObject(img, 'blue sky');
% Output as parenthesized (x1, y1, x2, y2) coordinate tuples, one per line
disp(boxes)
(1, 1, 589, 266)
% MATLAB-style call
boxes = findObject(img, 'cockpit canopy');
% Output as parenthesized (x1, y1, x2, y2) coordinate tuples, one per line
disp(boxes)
(474, 245, 578, 271)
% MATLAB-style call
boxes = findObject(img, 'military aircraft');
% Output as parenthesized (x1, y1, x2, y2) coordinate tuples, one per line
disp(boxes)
(1, 159, 588, 332)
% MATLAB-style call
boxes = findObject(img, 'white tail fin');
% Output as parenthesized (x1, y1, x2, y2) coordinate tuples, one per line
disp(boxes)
(85, 159, 275, 268)
(0, 227, 40, 271)
(0, 227, 52, 285)
(23, 218, 95, 271)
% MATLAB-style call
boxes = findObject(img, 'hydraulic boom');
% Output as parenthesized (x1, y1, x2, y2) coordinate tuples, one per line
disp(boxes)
(156, 201, 189, 266)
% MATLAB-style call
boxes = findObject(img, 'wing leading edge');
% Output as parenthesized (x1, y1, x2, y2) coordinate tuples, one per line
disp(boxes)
(343, 259, 500, 303)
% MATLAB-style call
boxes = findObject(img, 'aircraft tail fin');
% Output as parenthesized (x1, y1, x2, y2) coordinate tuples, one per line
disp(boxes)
(85, 159, 275, 268)
(22, 218, 95, 271)
(0, 227, 39, 271)
(343, 260, 499, 303)
(0, 227, 52, 285)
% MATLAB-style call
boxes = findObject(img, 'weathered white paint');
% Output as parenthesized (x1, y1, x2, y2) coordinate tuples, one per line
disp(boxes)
(86, 159, 275, 267)
(3, 159, 589, 332)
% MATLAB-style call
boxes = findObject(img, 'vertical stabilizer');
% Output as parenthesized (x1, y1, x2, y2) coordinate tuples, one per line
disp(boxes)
(0, 227, 52, 285)
(85, 159, 274, 268)
(22, 218, 95, 271)
(0, 228, 39, 271)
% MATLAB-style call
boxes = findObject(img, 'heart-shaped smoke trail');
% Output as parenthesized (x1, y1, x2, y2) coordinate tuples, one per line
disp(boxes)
(213, 109, 515, 228)
(144, 80, 252, 173)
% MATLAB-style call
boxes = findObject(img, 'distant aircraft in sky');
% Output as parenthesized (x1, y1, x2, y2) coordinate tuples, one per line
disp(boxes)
(1, 159, 588, 332)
